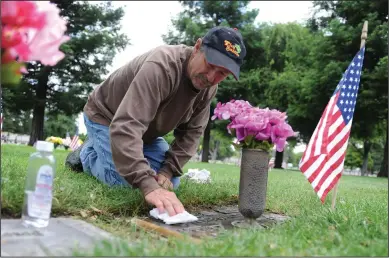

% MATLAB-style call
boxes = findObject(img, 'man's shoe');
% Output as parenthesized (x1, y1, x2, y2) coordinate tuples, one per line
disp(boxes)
(65, 137, 88, 172)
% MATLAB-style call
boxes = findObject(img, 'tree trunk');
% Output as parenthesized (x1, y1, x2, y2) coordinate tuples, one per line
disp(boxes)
(361, 140, 371, 176)
(274, 151, 284, 169)
(201, 118, 211, 163)
(377, 132, 388, 178)
(210, 140, 220, 160)
(28, 67, 51, 146)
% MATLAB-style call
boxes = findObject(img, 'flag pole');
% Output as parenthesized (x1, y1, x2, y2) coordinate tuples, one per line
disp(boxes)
(331, 21, 368, 211)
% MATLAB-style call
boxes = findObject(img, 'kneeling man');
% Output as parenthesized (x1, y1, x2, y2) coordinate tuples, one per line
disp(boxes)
(66, 26, 246, 216)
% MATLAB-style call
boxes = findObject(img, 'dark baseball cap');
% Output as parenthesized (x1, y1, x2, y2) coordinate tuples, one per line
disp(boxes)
(201, 26, 246, 80)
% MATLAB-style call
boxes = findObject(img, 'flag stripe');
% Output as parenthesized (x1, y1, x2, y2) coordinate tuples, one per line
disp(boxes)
(328, 111, 343, 136)
(313, 133, 350, 190)
(301, 155, 325, 178)
(300, 94, 338, 176)
(309, 119, 351, 188)
(314, 96, 336, 156)
(320, 173, 342, 203)
(316, 151, 346, 197)
(301, 104, 329, 164)
(318, 94, 338, 155)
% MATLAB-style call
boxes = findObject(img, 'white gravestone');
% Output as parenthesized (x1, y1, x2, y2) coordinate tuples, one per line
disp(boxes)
(1, 217, 118, 256)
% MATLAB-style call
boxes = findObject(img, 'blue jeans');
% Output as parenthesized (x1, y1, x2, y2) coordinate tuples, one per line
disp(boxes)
(80, 113, 180, 189)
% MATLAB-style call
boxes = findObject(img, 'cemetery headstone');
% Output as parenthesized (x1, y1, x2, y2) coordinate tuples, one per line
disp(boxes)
(1, 217, 117, 256)
(144, 204, 290, 239)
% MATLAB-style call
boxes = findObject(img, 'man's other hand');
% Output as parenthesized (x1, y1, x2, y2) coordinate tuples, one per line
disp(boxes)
(157, 173, 173, 190)
(145, 188, 184, 216)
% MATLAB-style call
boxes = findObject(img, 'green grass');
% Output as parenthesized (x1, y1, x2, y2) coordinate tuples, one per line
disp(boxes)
(1, 144, 388, 256)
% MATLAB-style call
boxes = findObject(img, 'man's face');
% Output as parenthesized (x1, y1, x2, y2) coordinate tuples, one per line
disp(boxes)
(188, 39, 231, 90)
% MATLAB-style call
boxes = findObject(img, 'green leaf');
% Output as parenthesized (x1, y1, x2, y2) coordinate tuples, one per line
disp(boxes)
(1, 61, 23, 85)
(244, 134, 253, 146)
(232, 142, 242, 149)
(228, 128, 236, 137)
(244, 140, 273, 152)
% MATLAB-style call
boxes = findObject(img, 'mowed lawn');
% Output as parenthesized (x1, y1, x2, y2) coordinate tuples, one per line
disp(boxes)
(1, 144, 388, 256)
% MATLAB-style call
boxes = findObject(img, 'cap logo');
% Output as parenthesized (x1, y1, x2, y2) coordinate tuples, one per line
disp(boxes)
(224, 40, 241, 57)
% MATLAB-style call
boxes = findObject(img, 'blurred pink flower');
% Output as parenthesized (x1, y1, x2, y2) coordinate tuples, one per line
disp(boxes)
(1, 1, 46, 59)
(1, 1, 46, 29)
(17, 1, 70, 66)
(1, 26, 23, 49)
(1, 1, 69, 66)
(1, 51, 14, 64)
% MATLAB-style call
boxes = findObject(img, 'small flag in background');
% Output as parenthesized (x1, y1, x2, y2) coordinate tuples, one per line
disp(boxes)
(69, 127, 80, 151)
(64, 132, 71, 146)
(299, 46, 366, 203)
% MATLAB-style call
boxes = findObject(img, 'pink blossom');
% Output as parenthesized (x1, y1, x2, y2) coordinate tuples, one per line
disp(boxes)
(235, 127, 246, 141)
(255, 123, 272, 141)
(1, 1, 46, 60)
(1, 26, 23, 48)
(1, 51, 14, 64)
(212, 99, 252, 120)
(271, 123, 295, 152)
(213, 99, 296, 152)
(17, 1, 70, 66)
(2, 1, 69, 66)
(1, 1, 46, 29)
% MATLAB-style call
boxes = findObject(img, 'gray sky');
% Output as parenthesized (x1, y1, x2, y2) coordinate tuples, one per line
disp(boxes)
(78, 1, 314, 135)
(106, 1, 314, 72)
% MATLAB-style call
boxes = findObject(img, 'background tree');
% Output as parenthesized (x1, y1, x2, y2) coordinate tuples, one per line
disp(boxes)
(344, 141, 364, 171)
(306, 0, 388, 176)
(209, 130, 236, 160)
(43, 113, 78, 139)
(2, 0, 129, 145)
(163, 0, 387, 175)
(1, 108, 32, 135)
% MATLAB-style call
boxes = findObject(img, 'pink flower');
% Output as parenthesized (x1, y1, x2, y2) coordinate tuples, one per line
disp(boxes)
(268, 109, 287, 125)
(1, 1, 69, 66)
(213, 99, 296, 152)
(1, 1, 46, 29)
(271, 123, 295, 152)
(235, 127, 246, 141)
(1, 26, 23, 48)
(1, 51, 14, 64)
(212, 99, 252, 120)
(255, 123, 272, 141)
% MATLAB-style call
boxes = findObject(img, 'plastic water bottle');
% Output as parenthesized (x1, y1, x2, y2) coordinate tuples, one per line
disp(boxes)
(22, 141, 56, 228)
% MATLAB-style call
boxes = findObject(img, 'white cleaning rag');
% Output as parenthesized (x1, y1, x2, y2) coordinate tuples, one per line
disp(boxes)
(182, 168, 211, 184)
(149, 208, 199, 225)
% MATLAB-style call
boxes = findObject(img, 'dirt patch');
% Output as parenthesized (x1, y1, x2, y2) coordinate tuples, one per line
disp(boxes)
(140, 205, 290, 239)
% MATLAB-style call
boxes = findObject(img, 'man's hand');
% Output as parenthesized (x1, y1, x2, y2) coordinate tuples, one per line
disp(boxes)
(157, 173, 173, 190)
(145, 188, 184, 216)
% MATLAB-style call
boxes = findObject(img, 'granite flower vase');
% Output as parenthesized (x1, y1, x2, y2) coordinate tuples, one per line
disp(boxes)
(238, 148, 269, 219)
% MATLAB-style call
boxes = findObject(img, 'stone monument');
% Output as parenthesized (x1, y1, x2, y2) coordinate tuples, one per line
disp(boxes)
(1, 217, 118, 256)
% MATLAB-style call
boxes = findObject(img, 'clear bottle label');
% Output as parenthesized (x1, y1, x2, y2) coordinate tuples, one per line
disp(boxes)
(28, 165, 54, 219)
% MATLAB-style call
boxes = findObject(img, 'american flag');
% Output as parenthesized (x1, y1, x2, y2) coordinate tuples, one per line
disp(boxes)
(299, 46, 365, 203)
(69, 127, 80, 151)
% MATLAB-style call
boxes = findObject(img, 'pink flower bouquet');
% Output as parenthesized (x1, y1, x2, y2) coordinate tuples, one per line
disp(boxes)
(1, 1, 70, 85)
(212, 100, 296, 152)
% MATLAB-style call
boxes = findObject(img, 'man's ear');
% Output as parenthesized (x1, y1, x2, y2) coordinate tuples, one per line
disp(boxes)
(194, 38, 202, 52)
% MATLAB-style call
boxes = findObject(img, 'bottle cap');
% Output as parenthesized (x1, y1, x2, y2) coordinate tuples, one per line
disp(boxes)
(36, 141, 54, 152)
